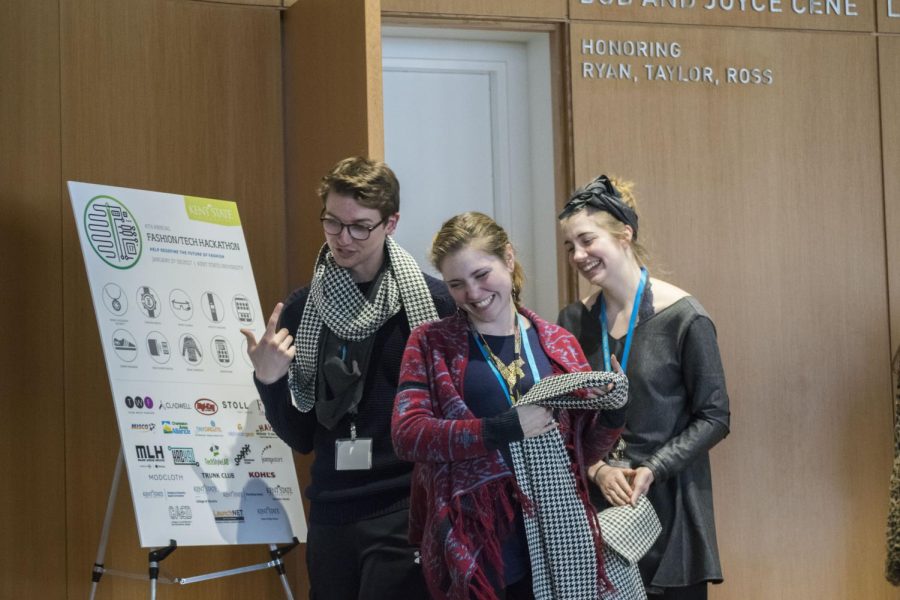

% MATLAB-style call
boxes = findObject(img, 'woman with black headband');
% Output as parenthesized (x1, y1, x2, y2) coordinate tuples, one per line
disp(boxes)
(557, 175, 731, 600)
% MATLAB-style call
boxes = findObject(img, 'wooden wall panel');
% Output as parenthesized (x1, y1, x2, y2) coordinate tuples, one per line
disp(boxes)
(280, 1, 385, 593)
(383, 0, 567, 19)
(193, 0, 287, 6)
(570, 0, 876, 32)
(59, 0, 289, 597)
(571, 22, 894, 598)
(882, 36, 900, 399)
(283, 0, 384, 289)
(0, 1, 66, 598)
(877, 0, 900, 29)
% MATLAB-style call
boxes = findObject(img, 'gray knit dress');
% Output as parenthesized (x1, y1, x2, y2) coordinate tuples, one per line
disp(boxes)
(558, 296, 730, 592)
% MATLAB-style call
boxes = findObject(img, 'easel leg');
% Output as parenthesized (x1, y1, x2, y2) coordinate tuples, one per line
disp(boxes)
(148, 540, 177, 600)
(89, 447, 125, 600)
(269, 538, 300, 600)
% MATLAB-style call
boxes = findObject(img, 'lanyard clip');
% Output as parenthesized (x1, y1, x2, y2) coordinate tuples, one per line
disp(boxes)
(350, 421, 357, 442)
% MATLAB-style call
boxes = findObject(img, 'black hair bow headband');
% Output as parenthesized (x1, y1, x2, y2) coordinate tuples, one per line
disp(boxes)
(558, 175, 639, 240)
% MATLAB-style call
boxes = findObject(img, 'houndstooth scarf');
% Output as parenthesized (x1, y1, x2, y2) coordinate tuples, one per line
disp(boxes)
(511, 371, 629, 600)
(288, 237, 439, 412)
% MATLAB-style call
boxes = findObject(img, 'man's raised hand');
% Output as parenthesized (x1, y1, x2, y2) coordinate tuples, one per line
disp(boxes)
(240, 302, 296, 385)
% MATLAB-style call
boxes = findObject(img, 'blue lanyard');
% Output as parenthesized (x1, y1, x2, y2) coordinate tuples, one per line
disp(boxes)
(599, 267, 648, 374)
(518, 316, 541, 387)
(472, 314, 541, 405)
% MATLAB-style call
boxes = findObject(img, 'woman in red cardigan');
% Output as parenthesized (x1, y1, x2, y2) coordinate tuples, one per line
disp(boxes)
(392, 212, 626, 600)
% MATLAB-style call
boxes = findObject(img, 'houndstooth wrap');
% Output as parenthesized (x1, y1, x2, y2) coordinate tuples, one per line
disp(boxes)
(597, 495, 661, 600)
(512, 371, 629, 600)
(288, 237, 439, 411)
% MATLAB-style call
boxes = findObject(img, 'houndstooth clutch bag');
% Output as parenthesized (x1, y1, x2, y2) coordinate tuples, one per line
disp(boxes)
(515, 371, 628, 410)
(598, 495, 661, 600)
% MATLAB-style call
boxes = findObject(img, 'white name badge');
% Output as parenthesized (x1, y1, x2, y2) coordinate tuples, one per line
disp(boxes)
(335, 438, 373, 470)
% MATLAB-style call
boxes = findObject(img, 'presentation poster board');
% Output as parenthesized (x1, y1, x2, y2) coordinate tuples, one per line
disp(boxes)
(68, 181, 306, 548)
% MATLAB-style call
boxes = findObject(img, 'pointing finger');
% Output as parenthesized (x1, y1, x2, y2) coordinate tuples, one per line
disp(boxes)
(239, 327, 258, 351)
(266, 303, 284, 335)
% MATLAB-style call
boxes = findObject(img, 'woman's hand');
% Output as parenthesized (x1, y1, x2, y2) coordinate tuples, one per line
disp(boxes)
(587, 354, 625, 397)
(240, 303, 296, 385)
(629, 466, 654, 506)
(610, 354, 622, 373)
(590, 462, 636, 507)
(515, 404, 557, 439)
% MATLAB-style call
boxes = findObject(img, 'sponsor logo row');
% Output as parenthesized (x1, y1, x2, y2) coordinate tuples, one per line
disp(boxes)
(162, 505, 284, 526)
(135, 443, 285, 469)
(130, 420, 277, 439)
(186, 485, 293, 499)
(125, 397, 264, 416)
(143, 484, 294, 501)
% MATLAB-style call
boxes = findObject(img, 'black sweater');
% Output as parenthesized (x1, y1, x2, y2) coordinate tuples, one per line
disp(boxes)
(255, 273, 455, 525)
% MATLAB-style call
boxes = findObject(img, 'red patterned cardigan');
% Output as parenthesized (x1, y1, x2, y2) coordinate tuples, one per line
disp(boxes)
(392, 307, 625, 600)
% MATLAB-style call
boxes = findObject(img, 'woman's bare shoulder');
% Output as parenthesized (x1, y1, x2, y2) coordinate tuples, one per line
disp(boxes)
(650, 278, 690, 311)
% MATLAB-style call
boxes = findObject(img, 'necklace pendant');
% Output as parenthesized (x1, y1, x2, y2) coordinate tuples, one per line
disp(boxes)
(504, 372, 517, 390)
(503, 359, 525, 390)
(494, 363, 512, 388)
(512, 358, 525, 381)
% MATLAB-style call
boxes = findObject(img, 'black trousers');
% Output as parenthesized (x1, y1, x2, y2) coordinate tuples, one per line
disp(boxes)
(305, 508, 428, 600)
(649, 582, 709, 600)
(497, 572, 535, 599)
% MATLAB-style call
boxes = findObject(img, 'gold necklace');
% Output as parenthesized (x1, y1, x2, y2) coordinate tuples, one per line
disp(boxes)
(473, 314, 526, 401)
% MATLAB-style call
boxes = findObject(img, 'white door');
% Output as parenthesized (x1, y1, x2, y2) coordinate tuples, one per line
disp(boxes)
(382, 27, 558, 320)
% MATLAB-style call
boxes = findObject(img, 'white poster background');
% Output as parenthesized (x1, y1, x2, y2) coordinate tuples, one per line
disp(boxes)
(69, 181, 306, 547)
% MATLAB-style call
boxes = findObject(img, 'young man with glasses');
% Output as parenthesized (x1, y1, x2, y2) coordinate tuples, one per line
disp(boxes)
(242, 157, 454, 599)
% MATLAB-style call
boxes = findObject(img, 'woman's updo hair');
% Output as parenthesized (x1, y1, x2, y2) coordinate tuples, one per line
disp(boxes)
(560, 175, 651, 268)
(429, 212, 526, 304)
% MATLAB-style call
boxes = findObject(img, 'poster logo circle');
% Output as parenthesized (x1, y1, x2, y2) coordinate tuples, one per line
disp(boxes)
(83, 195, 142, 269)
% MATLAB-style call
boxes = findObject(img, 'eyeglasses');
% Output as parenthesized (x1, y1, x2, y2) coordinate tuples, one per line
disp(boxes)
(320, 216, 388, 241)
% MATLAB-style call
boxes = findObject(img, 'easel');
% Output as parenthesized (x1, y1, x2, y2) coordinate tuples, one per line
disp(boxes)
(89, 448, 300, 599)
